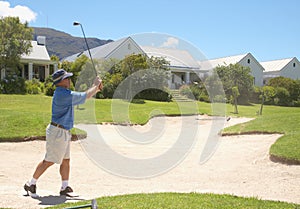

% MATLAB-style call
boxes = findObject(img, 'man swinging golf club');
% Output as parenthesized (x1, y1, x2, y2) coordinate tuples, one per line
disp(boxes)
(24, 69, 103, 196)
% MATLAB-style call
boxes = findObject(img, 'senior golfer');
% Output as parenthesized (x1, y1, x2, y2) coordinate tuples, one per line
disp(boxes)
(24, 69, 103, 196)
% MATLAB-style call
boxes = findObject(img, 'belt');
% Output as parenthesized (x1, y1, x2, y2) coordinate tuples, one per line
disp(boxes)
(50, 122, 66, 130)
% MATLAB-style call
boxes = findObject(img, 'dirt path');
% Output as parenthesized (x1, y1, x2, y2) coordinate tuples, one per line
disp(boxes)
(0, 116, 299, 209)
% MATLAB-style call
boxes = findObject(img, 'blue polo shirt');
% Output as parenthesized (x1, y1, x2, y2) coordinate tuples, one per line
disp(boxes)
(51, 87, 87, 130)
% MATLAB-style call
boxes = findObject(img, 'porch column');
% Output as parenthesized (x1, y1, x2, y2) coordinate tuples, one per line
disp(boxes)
(21, 66, 25, 78)
(54, 63, 58, 72)
(185, 72, 190, 84)
(45, 65, 50, 78)
(1, 69, 5, 79)
(28, 63, 33, 80)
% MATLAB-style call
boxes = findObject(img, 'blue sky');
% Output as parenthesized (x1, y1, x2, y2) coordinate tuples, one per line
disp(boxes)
(1, 0, 300, 61)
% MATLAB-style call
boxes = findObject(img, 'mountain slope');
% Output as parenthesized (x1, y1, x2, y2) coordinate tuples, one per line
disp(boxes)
(32, 27, 113, 60)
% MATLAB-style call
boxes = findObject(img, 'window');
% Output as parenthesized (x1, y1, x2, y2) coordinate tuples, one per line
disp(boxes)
(263, 79, 267, 85)
(247, 59, 251, 64)
(128, 43, 131, 50)
(293, 63, 296, 67)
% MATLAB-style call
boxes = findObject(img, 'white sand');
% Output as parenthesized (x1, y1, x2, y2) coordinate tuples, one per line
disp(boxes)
(0, 116, 299, 209)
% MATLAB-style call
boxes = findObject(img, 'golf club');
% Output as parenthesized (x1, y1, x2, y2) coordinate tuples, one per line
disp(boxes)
(73, 21, 98, 78)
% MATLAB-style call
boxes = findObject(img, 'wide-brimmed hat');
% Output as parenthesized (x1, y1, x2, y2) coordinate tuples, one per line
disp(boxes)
(52, 69, 73, 85)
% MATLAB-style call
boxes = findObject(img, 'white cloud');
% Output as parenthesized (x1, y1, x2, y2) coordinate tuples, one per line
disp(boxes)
(0, 1, 37, 23)
(161, 37, 179, 48)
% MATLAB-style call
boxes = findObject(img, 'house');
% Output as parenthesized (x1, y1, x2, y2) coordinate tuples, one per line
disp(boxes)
(1, 36, 58, 81)
(63, 37, 145, 62)
(141, 46, 201, 89)
(198, 53, 265, 86)
(260, 57, 300, 84)
(63, 36, 202, 89)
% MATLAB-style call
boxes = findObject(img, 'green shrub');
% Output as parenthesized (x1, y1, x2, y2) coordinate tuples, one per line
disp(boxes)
(0, 75, 26, 94)
(44, 82, 56, 96)
(179, 85, 194, 99)
(292, 100, 300, 107)
(273, 87, 290, 106)
(213, 94, 227, 103)
(102, 83, 115, 98)
(134, 88, 172, 102)
(44, 76, 55, 96)
(25, 79, 42, 94)
(179, 84, 209, 102)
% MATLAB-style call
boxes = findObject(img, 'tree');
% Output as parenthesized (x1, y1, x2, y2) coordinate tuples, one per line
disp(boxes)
(215, 63, 254, 104)
(273, 87, 290, 106)
(0, 17, 33, 73)
(204, 71, 225, 102)
(258, 86, 275, 115)
(70, 55, 89, 87)
(268, 76, 300, 102)
(120, 54, 147, 77)
(100, 54, 170, 101)
(231, 86, 240, 114)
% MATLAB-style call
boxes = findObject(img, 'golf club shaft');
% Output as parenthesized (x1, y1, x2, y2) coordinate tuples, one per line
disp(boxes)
(75, 22, 98, 78)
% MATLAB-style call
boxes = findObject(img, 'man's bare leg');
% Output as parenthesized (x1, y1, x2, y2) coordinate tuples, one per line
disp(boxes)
(33, 160, 54, 179)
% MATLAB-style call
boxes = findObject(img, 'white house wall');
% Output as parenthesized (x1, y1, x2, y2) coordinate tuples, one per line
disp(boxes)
(107, 39, 144, 60)
(280, 58, 300, 80)
(239, 54, 264, 86)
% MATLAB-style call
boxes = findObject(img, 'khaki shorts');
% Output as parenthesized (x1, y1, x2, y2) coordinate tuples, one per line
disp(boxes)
(44, 124, 71, 164)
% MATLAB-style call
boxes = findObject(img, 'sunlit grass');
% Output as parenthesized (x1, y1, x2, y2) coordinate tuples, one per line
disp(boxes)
(45, 192, 300, 209)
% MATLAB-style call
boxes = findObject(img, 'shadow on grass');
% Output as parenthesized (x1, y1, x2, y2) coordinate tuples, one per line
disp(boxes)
(32, 195, 85, 206)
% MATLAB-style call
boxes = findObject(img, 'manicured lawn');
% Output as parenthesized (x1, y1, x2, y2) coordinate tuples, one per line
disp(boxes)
(45, 192, 300, 209)
(222, 105, 300, 162)
(0, 94, 51, 140)
(0, 94, 299, 163)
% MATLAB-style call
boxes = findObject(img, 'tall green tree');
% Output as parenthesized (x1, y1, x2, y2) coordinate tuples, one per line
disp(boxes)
(0, 17, 33, 73)
(231, 86, 240, 114)
(204, 71, 225, 102)
(100, 54, 170, 100)
(215, 63, 254, 104)
(258, 86, 275, 115)
(120, 54, 149, 77)
(70, 55, 89, 86)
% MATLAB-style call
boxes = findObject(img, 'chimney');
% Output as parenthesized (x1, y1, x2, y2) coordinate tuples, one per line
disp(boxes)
(37, 36, 46, 45)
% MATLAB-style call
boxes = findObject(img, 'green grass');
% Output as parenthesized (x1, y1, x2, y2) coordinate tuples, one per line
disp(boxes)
(45, 192, 300, 209)
(0, 94, 85, 140)
(0, 94, 299, 162)
(0, 94, 51, 140)
(222, 105, 300, 162)
(75, 98, 206, 125)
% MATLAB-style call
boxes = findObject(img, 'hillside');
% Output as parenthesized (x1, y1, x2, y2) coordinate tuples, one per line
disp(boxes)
(32, 27, 113, 60)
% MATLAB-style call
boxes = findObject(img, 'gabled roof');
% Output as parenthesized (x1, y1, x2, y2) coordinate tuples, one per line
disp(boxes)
(198, 53, 248, 71)
(260, 58, 294, 72)
(141, 46, 200, 69)
(62, 37, 143, 62)
(21, 41, 50, 61)
(90, 37, 130, 59)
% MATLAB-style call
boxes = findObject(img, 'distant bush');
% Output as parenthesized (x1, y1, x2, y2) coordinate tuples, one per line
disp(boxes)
(179, 85, 194, 99)
(44, 76, 55, 96)
(44, 82, 55, 96)
(101, 83, 115, 98)
(25, 79, 43, 94)
(0, 75, 26, 94)
(179, 84, 210, 102)
(134, 88, 172, 102)
(273, 87, 290, 106)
